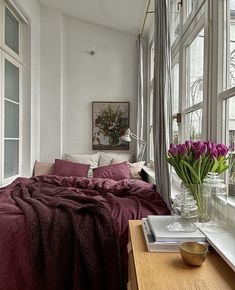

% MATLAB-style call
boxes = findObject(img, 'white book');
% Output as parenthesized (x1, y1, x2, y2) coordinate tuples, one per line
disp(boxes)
(142, 218, 181, 252)
(147, 215, 206, 243)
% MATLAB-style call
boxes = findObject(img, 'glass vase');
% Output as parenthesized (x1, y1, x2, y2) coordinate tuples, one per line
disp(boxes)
(203, 172, 227, 232)
(168, 187, 198, 232)
(182, 183, 211, 223)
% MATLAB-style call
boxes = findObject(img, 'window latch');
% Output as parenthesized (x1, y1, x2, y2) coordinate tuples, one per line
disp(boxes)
(177, 0, 183, 10)
(176, 113, 182, 124)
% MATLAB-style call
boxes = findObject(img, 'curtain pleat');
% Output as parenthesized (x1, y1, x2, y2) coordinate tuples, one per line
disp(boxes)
(136, 35, 144, 161)
(153, 0, 172, 209)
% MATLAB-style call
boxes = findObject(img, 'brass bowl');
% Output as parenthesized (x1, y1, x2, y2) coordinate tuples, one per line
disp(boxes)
(180, 242, 208, 266)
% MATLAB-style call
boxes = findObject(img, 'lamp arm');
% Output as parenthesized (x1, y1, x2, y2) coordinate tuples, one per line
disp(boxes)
(130, 133, 146, 145)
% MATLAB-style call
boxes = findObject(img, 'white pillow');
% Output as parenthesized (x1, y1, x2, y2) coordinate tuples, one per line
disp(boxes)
(128, 161, 145, 179)
(111, 159, 145, 179)
(99, 152, 135, 167)
(64, 152, 100, 177)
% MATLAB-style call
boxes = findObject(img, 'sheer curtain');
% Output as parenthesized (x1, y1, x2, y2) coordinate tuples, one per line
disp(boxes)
(136, 35, 144, 161)
(153, 0, 172, 209)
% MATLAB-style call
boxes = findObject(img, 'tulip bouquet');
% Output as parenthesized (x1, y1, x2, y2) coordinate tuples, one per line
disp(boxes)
(167, 141, 229, 184)
(167, 141, 229, 220)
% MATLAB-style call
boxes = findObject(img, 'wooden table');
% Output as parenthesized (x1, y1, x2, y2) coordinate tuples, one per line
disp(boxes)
(127, 220, 235, 290)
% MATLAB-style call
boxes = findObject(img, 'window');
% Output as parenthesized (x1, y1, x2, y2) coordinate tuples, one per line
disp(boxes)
(184, 29, 204, 141)
(221, 0, 235, 199)
(185, 0, 199, 18)
(0, 2, 24, 184)
(170, 0, 180, 44)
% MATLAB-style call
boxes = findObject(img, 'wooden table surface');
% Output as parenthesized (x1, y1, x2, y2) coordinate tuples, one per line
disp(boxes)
(129, 220, 235, 290)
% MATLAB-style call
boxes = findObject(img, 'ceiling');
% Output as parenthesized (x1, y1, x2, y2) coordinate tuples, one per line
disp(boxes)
(40, 0, 154, 35)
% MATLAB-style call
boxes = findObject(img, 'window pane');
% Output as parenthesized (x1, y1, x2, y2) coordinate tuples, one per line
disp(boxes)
(186, 29, 204, 107)
(186, 0, 198, 17)
(170, 0, 180, 44)
(228, 96, 235, 150)
(4, 140, 19, 179)
(186, 109, 202, 141)
(5, 7, 19, 54)
(228, 1, 235, 87)
(172, 118, 179, 144)
(225, 96, 235, 196)
(5, 59, 19, 102)
(5, 100, 19, 138)
(171, 63, 179, 114)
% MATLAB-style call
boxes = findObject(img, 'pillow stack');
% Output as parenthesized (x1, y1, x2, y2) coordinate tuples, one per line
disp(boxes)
(33, 151, 145, 181)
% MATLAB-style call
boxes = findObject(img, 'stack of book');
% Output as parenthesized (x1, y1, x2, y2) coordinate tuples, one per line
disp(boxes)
(142, 215, 207, 252)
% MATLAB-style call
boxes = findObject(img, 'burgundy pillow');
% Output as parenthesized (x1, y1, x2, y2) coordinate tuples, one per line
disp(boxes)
(93, 161, 130, 181)
(53, 159, 90, 177)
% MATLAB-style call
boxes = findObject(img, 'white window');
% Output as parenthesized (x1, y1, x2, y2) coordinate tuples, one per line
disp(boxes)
(168, 1, 206, 196)
(0, 1, 24, 185)
(170, 0, 180, 44)
(184, 28, 204, 141)
(220, 0, 235, 199)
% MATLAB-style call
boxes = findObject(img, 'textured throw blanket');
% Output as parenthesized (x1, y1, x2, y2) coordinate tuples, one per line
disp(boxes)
(12, 181, 123, 290)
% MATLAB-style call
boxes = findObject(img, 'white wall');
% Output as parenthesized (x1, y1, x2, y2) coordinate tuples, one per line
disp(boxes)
(40, 6, 63, 161)
(63, 15, 137, 155)
(15, 0, 41, 175)
(40, 5, 137, 161)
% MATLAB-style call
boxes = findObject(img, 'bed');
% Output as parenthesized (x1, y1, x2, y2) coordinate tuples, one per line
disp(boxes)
(0, 158, 170, 290)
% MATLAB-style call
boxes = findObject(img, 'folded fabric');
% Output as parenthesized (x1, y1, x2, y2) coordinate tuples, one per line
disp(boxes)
(93, 161, 130, 181)
(34, 160, 54, 176)
(64, 152, 100, 177)
(53, 159, 90, 177)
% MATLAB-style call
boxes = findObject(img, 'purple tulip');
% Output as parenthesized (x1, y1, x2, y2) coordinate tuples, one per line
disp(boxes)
(216, 144, 229, 156)
(206, 141, 213, 150)
(178, 144, 187, 156)
(168, 144, 178, 156)
(210, 147, 218, 158)
(185, 140, 193, 150)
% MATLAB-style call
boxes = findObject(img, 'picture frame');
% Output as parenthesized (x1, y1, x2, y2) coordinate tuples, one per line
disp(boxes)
(92, 102, 130, 150)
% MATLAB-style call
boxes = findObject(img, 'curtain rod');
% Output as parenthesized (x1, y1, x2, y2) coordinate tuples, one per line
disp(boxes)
(140, 0, 155, 36)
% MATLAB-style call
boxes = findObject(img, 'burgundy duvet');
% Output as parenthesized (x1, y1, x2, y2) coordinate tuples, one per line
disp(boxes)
(0, 175, 169, 290)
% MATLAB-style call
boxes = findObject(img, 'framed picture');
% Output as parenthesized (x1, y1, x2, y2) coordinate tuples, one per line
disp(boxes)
(92, 102, 130, 150)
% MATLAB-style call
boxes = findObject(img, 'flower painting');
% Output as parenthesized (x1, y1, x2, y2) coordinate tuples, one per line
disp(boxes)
(92, 102, 130, 150)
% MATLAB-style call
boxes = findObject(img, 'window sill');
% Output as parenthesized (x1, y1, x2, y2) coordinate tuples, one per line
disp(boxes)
(0, 175, 19, 188)
(228, 196, 235, 209)
(200, 224, 235, 272)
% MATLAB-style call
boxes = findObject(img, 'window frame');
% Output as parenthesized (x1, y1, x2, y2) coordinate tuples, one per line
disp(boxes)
(0, 0, 23, 185)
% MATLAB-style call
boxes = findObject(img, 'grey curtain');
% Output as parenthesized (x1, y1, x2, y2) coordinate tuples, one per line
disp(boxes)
(136, 35, 144, 161)
(153, 0, 172, 209)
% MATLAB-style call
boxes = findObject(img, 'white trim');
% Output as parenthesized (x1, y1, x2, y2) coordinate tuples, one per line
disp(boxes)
(183, 102, 203, 114)
(1, 49, 22, 184)
(2, 2, 23, 61)
(5, 0, 28, 24)
(219, 86, 235, 100)
(5, 97, 19, 105)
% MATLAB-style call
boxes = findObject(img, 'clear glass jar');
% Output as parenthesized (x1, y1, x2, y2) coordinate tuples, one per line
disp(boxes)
(167, 188, 198, 232)
(203, 172, 227, 232)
